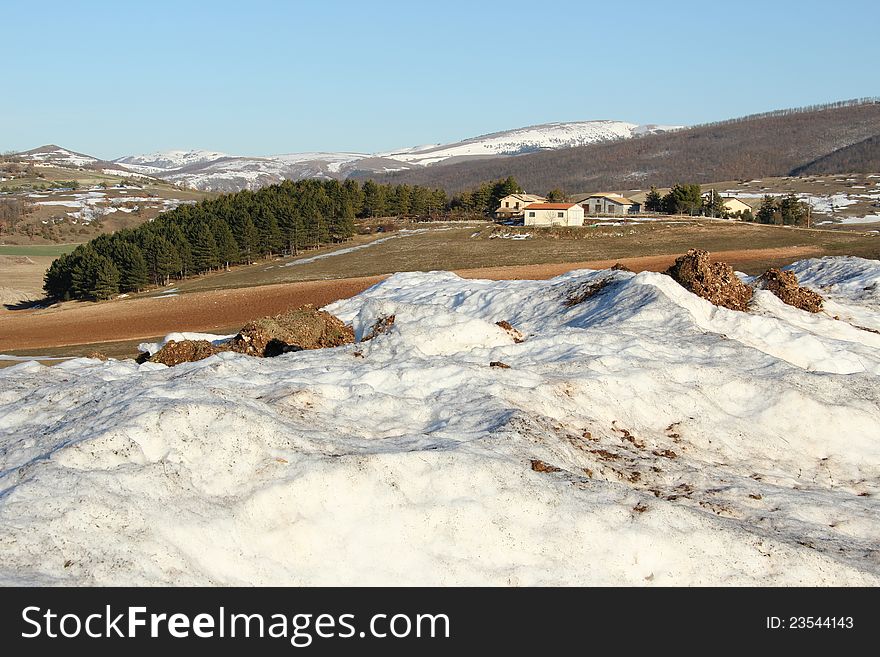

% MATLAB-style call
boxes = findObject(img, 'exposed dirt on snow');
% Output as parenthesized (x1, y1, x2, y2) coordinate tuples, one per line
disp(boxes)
(665, 249, 753, 311)
(756, 268, 824, 313)
(495, 320, 525, 343)
(149, 340, 224, 366)
(360, 313, 396, 342)
(231, 305, 354, 357)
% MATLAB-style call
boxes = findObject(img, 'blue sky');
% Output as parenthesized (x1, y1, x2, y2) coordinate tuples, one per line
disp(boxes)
(3, 0, 878, 159)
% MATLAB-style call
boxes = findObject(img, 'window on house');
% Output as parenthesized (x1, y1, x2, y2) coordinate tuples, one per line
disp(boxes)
(528, 211, 535, 217)
(608, 206, 616, 214)
(557, 211, 564, 218)
(515, 202, 520, 209)
(505, 202, 509, 207)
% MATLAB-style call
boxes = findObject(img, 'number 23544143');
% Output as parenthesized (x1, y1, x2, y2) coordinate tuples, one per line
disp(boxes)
(766, 617, 854, 629)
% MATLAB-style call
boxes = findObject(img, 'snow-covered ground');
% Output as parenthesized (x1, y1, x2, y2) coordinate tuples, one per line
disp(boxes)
(32, 189, 193, 224)
(721, 187, 880, 225)
(1, 257, 879, 585)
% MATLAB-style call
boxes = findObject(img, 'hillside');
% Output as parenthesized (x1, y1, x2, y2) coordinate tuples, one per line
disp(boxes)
(791, 135, 880, 176)
(0, 155, 210, 247)
(367, 101, 880, 193)
(111, 120, 678, 192)
(14, 145, 150, 179)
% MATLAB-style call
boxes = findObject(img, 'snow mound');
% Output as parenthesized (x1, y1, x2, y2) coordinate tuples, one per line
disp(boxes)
(1, 257, 880, 585)
(785, 256, 880, 310)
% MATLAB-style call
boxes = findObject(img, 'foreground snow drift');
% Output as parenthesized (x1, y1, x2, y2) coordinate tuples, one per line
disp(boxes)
(1, 257, 879, 585)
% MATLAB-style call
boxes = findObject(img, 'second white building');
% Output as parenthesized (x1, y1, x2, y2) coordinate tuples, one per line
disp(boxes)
(523, 202, 585, 226)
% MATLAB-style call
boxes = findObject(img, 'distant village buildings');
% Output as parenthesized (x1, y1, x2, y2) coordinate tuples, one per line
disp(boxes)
(495, 193, 546, 219)
(712, 196, 752, 216)
(575, 193, 641, 215)
(495, 186, 756, 224)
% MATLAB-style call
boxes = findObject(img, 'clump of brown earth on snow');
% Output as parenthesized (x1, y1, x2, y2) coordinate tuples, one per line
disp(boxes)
(231, 304, 354, 356)
(564, 277, 614, 307)
(361, 314, 396, 341)
(665, 249, 753, 311)
(755, 268, 824, 313)
(149, 340, 223, 366)
(495, 320, 525, 343)
(146, 305, 354, 365)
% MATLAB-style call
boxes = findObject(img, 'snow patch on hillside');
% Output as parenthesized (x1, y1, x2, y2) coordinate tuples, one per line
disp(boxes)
(19, 147, 98, 167)
(377, 120, 674, 166)
(116, 120, 682, 191)
(1, 257, 878, 585)
(115, 150, 232, 174)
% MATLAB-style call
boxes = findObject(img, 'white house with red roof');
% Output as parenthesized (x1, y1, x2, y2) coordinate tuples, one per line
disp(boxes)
(523, 202, 585, 226)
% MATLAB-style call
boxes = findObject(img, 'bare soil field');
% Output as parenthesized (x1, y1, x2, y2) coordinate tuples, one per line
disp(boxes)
(0, 245, 824, 357)
(0, 254, 59, 302)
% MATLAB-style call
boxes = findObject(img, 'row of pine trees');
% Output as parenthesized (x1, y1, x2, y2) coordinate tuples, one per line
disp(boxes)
(43, 178, 449, 301)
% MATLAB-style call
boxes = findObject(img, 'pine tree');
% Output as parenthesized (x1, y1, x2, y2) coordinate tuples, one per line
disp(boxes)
(756, 195, 779, 224)
(489, 177, 522, 214)
(190, 222, 220, 272)
(43, 253, 74, 300)
(236, 216, 260, 263)
(212, 220, 239, 268)
(702, 189, 726, 217)
(471, 182, 493, 214)
(91, 256, 121, 300)
(161, 223, 192, 278)
(662, 184, 703, 215)
(68, 246, 120, 300)
(546, 188, 566, 203)
(778, 194, 808, 226)
(645, 187, 663, 212)
(70, 247, 99, 299)
(147, 235, 182, 286)
(362, 180, 387, 218)
(111, 241, 149, 292)
(342, 179, 365, 217)
(254, 205, 283, 256)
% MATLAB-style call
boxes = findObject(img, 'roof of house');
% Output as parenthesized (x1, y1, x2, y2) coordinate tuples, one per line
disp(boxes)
(589, 195, 635, 205)
(577, 193, 636, 204)
(501, 193, 545, 202)
(524, 203, 579, 210)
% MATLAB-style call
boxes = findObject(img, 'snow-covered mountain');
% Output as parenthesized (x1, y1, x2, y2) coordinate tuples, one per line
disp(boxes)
(16, 145, 102, 168)
(375, 120, 678, 166)
(114, 149, 233, 175)
(114, 120, 681, 192)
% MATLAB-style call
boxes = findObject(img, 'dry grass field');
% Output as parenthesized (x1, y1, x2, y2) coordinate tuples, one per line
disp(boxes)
(160, 219, 880, 297)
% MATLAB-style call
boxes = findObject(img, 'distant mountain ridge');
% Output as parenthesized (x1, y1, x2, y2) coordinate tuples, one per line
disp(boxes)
(13, 100, 879, 195)
(108, 120, 679, 192)
(367, 100, 880, 193)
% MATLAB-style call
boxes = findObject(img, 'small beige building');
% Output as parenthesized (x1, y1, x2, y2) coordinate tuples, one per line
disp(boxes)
(523, 202, 585, 226)
(701, 191, 754, 218)
(721, 197, 753, 216)
(579, 193, 639, 215)
(495, 193, 546, 219)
